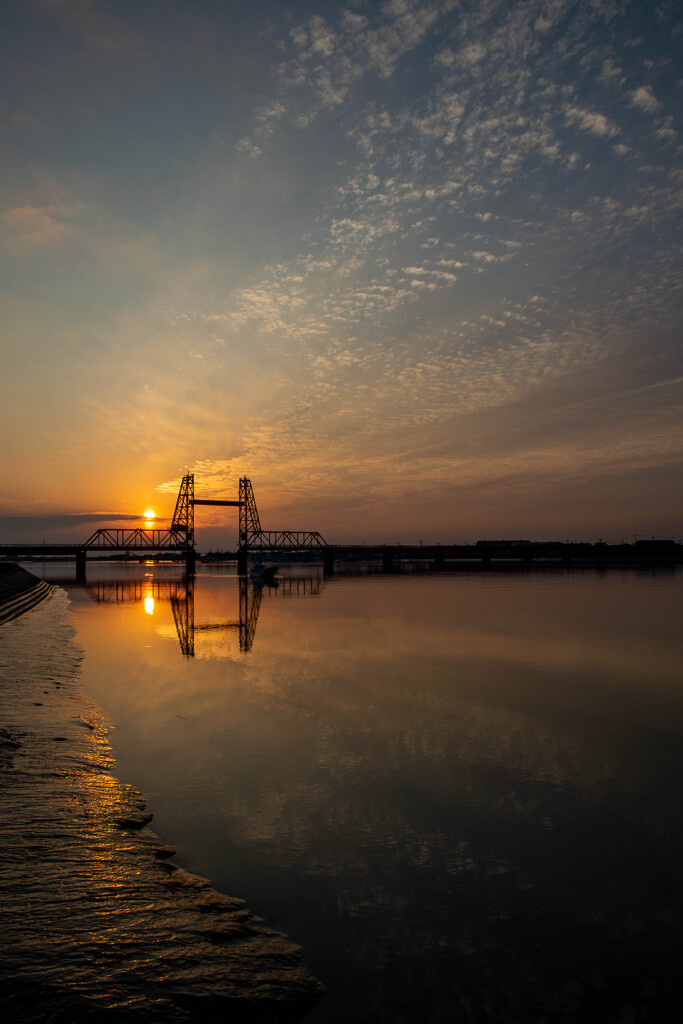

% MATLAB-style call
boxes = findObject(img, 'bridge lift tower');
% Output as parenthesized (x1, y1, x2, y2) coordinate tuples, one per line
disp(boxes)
(179, 473, 326, 574)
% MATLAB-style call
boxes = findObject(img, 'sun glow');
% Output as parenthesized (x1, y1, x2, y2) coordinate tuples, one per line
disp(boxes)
(143, 509, 155, 520)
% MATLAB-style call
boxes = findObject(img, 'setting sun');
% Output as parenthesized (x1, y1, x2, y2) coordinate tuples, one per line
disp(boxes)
(143, 509, 155, 520)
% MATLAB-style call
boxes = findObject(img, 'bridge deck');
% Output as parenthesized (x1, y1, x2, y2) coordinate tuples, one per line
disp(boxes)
(1, 544, 89, 557)
(2, 541, 680, 565)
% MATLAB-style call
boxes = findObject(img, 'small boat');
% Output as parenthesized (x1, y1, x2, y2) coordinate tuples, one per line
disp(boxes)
(251, 561, 278, 582)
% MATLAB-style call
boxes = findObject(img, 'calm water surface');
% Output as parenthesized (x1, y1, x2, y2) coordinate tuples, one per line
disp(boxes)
(35, 562, 683, 1022)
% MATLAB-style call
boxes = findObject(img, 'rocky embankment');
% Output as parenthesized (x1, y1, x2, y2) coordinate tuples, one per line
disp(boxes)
(0, 572, 322, 1022)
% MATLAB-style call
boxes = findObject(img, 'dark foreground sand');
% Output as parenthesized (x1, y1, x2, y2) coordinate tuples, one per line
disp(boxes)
(0, 568, 322, 1022)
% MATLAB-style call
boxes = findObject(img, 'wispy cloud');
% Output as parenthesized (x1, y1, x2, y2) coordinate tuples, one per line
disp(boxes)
(0, 200, 86, 251)
(630, 85, 661, 114)
(564, 105, 620, 138)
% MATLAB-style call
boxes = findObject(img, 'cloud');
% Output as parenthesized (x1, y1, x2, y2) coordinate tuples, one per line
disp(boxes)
(404, 265, 458, 282)
(0, 513, 139, 524)
(0, 511, 142, 543)
(457, 41, 488, 68)
(243, 0, 451, 143)
(630, 86, 661, 114)
(236, 138, 262, 158)
(599, 59, 625, 86)
(39, 0, 145, 61)
(564, 105, 619, 138)
(0, 204, 77, 251)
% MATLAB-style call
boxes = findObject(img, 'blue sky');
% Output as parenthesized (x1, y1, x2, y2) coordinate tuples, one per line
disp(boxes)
(1, 0, 681, 546)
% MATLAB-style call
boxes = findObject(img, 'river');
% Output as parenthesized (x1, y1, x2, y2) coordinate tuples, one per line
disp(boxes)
(22, 562, 683, 1022)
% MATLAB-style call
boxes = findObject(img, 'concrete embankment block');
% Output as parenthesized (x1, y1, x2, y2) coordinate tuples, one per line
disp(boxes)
(0, 563, 53, 625)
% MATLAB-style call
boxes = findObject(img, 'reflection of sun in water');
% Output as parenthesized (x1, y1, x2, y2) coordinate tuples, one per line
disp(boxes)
(144, 596, 155, 615)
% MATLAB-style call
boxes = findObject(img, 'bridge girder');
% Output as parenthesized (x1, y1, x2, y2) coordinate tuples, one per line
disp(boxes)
(83, 528, 191, 551)
(246, 530, 328, 552)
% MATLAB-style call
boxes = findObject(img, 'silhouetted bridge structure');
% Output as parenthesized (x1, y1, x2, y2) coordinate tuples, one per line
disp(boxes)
(1, 473, 680, 576)
(319, 539, 683, 572)
(0, 475, 326, 579)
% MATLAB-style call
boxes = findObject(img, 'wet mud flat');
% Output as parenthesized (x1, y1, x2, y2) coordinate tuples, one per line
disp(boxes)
(0, 588, 321, 1022)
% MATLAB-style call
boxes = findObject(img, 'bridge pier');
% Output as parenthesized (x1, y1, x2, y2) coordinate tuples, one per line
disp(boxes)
(323, 550, 335, 575)
(382, 550, 394, 572)
(76, 550, 87, 582)
(185, 549, 196, 575)
(237, 548, 248, 575)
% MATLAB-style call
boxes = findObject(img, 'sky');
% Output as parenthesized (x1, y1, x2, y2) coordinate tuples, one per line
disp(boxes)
(1, 0, 682, 549)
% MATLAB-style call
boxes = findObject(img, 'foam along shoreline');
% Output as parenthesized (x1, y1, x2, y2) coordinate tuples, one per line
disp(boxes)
(0, 578, 322, 1022)
(0, 562, 53, 625)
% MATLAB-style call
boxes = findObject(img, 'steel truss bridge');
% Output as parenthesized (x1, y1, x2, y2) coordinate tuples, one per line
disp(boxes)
(84, 474, 326, 565)
(0, 475, 328, 577)
(3, 475, 680, 579)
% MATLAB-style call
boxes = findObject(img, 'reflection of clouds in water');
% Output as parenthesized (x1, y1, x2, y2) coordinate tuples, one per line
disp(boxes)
(193, 629, 244, 662)
(155, 620, 245, 660)
(185, 572, 683, 891)
(157, 624, 180, 640)
(68, 566, 683, 1023)
(201, 648, 683, 1022)
(254, 613, 681, 682)
(387, 623, 681, 680)
(222, 668, 664, 868)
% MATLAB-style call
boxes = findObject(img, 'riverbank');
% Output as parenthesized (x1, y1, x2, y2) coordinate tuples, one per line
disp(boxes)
(0, 579, 322, 1021)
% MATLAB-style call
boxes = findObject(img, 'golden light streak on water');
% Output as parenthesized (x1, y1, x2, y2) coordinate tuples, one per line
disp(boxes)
(0, 588, 322, 1021)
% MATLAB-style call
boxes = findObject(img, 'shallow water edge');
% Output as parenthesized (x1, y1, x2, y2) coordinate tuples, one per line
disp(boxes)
(0, 586, 322, 1022)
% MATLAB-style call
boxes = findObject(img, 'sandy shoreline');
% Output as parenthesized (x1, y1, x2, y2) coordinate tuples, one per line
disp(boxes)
(0, 572, 322, 1021)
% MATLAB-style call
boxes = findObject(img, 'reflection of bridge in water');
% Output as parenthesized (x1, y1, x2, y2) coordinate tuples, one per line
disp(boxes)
(82, 574, 323, 657)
